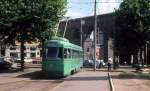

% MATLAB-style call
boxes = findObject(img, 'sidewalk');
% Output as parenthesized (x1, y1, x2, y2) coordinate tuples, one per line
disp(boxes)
(51, 71, 110, 91)
(110, 68, 150, 91)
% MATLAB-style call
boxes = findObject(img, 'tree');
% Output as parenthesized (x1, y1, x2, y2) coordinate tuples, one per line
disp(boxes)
(114, 0, 150, 65)
(0, 0, 67, 71)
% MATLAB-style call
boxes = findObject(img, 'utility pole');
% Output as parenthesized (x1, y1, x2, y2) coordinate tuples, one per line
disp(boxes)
(80, 19, 85, 46)
(94, 0, 97, 71)
(80, 19, 83, 47)
(80, 19, 85, 63)
(80, 20, 83, 47)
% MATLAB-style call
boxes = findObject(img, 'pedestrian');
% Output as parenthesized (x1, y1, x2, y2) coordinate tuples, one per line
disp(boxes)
(107, 57, 112, 71)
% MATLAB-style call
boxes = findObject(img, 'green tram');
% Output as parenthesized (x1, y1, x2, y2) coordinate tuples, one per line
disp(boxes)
(42, 37, 83, 77)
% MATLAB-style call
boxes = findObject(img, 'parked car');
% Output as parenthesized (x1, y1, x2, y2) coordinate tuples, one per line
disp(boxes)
(83, 60, 94, 67)
(0, 57, 12, 69)
(83, 59, 105, 68)
(96, 60, 105, 68)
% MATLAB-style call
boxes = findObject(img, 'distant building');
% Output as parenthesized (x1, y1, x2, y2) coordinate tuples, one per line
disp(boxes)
(59, 13, 115, 62)
(5, 41, 41, 62)
(84, 32, 102, 60)
(83, 36, 93, 60)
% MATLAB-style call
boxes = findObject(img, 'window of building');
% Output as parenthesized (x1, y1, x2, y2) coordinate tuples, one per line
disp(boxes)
(87, 48, 89, 52)
(30, 47, 36, 51)
(10, 52, 18, 58)
(24, 53, 27, 57)
(37, 52, 40, 55)
(10, 47, 16, 50)
(31, 53, 36, 57)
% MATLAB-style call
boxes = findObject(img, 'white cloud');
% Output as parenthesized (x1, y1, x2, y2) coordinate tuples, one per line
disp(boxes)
(98, 0, 119, 14)
(65, 11, 85, 18)
(66, 0, 121, 18)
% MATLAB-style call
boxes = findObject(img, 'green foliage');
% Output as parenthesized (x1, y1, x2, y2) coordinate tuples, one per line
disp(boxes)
(42, 31, 55, 40)
(116, 0, 150, 32)
(119, 71, 138, 78)
(114, 0, 150, 63)
(119, 71, 150, 79)
(0, 0, 67, 44)
(0, 0, 67, 71)
(123, 0, 150, 32)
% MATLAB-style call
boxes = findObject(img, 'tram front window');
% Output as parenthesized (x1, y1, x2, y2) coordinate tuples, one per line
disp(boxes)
(46, 47, 63, 59)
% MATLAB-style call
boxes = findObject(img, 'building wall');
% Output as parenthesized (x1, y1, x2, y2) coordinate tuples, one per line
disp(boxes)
(83, 35, 100, 60)
(84, 37, 93, 60)
(108, 38, 113, 59)
(5, 42, 41, 62)
(59, 13, 115, 62)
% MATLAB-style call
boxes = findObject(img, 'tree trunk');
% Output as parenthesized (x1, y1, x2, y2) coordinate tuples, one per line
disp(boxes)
(144, 43, 148, 66)
(131, 54, 134, 64)
(133, 50, 138, 64)
(139, 47, 144, 67)
(42, 39, 45, 61)
(113, 53, 116, 69)
(41, 38, 45, 71)
(20, 40, 25, 71)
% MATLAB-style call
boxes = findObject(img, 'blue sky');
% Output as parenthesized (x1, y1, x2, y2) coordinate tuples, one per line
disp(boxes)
(66, 0, 123, 18)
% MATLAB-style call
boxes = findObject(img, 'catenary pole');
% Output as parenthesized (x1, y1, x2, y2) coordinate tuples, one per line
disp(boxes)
(80, 19, 83, 47)
(63, 17, 69, 38)
(94, 0, 97, 71)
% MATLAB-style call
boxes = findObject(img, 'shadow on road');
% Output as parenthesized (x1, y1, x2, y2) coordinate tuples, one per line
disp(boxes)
(111, 72, 150, 80)
(0, 68, 21, 73)
(16, 71, 64, 80)
(64, 76, 108, 81)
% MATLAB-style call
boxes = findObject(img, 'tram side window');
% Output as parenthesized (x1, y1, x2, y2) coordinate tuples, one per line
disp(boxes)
(47, 47, 58, 58)
(80, 52, 83, 58)
(72, 50, 75, 58)
(64, 49, 71, 58)
(58, 48, 63, 58)
(46, 47, 63, 58)
(47, 47, 63, 58)
(72, 50, 78, 58)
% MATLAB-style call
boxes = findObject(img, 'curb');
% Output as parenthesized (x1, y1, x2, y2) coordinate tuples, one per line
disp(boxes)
(108, 72, 115, 91)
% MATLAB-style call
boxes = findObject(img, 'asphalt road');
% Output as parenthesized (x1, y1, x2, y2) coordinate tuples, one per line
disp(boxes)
(0, 67, 62, 91)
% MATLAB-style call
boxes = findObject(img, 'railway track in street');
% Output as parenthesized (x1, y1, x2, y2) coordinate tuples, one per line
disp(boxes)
(0, 67, 63, 91)
(0, 80, 62, 91)
(80, 68, 114, 91)
(0, 68, 113, 91)
(108, 72, 115, 91)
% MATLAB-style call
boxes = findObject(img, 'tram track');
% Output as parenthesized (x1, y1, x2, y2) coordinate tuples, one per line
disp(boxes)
(80, 68, 114, 91)
(0, 68, 113, 91)
(0, 80, 31, 91)
(108, 72, 115, 91)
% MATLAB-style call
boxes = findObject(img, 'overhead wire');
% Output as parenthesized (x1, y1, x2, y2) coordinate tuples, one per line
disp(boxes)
(67, 1, 122, 4)
(66, 1, 123, 18)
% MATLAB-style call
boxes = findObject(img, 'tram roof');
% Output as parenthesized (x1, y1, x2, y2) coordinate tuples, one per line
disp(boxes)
(46, 37, 82, 51)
